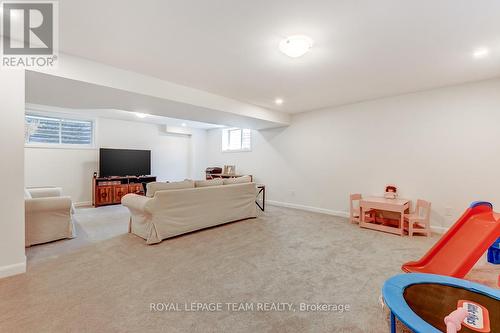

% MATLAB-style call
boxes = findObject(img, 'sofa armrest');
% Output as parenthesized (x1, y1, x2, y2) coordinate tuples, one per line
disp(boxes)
(121, 194, 152, 213)
(27, 187, 63, 198)
(25, 196, 73, 213)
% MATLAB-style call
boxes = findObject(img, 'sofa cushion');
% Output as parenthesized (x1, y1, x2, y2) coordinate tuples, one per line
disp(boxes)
(195, 178, 224, 187)
(223, 175, 252, 185)
(146, 180, 195, 197)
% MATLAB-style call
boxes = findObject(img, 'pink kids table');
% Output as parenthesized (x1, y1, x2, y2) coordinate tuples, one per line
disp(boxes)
(359, 197, 411, 236)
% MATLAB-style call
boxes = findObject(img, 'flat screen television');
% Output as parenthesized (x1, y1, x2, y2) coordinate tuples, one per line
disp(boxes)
(99, 148, 151, 177)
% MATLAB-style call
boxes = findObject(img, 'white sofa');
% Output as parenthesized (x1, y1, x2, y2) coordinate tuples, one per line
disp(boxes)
(122, 179, 257, 244)
(25, 187, 76, 247)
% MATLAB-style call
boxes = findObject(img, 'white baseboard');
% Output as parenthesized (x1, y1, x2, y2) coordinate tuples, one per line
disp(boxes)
(0, 257, 26, 279)
(267, 200, 349, 218)
(74, 201, 92, 207)
(267, 200, 447, 234)
(430, 226, 448, 234)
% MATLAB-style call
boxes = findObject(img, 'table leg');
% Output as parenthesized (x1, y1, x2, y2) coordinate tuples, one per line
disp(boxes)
(361, 206, 365, 224)
(255, 187, 265, 212)
(263, 187, 265, 211)
(400, 210, 405, 236)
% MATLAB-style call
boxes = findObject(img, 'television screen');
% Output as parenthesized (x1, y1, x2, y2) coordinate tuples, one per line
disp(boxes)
(99, 148, 151, 177)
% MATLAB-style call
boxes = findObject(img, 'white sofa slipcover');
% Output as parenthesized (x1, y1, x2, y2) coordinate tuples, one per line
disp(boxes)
(122, 182, 257, 244)
(25, 187, 76, 247)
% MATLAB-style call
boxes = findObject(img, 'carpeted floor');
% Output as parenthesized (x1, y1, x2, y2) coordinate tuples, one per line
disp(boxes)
(26, 205, 130, 264)
(1, 205, 497, 333)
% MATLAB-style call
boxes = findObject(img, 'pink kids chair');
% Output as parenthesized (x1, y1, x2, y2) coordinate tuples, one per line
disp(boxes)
(404, 199, 431, 237)
(349, 194, 375, 224)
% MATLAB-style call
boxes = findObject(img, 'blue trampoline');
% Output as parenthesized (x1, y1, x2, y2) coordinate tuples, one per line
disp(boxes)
(382, 273, 500, 333)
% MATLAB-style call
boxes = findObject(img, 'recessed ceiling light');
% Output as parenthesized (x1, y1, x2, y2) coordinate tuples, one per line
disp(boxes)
(279, 35, 314, 58)
(473, 47, 490, 59)
(181, 122, 187, 127)
(274, 98, 284, 105)
(135, 112, 148, 118)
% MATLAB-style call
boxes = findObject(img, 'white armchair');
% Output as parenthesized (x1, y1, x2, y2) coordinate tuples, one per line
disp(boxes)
(25, 187, 76, 247)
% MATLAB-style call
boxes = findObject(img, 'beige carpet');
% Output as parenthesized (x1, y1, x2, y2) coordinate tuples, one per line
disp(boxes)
(26, 205, 130, 264)
(1, 205, 497, 333)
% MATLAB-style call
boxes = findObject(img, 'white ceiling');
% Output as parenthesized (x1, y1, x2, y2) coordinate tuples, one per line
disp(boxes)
(27, 104, 224, 130)
(26, 71, 286, 129)
(59, 0, 500, 113)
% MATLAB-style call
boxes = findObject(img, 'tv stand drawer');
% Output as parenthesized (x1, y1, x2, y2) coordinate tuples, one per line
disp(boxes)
(92, 175, 155, 206)
(113, 185, 129, 204)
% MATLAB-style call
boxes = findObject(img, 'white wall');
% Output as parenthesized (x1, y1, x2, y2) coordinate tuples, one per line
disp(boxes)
(206, 78, 500, 230)
(0, 70, 26, 278)
(189, 129, 208, 180)
(25, 117, 208, 204)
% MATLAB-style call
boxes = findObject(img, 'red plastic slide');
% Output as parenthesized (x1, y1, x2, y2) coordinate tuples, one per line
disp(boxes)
(402, 201, 500, 278)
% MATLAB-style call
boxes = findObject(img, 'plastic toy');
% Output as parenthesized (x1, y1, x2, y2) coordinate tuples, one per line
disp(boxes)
(402, 201, 500, 278)
(487, 237, 500, 264)
(382, 273, 499, 333)
(444, 308, 467, 333)
(384, 185, 398, 199)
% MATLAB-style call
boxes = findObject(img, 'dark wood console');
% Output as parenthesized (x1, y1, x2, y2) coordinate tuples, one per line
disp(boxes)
(92, 175, 156, 207)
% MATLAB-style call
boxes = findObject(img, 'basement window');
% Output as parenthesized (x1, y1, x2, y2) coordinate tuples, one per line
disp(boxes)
(25, 113, 94, 148)
(222, 128, 251, 152)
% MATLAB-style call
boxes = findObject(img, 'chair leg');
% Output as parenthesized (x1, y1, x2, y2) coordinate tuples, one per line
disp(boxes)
(408, 220, 413, 237)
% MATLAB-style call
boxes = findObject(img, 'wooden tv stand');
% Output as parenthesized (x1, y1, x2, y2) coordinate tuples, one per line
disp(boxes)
(92, 175, 156, 207)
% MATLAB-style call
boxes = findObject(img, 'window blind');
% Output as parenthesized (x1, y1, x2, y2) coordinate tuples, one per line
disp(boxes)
(25, 114, 93, 146)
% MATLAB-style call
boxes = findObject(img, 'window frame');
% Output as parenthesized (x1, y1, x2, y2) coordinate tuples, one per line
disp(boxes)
(221, 128, 252, 153)
(25, 109, 97, 150)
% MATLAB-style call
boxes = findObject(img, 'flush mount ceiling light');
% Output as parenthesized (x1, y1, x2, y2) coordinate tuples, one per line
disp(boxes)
(274, 98, 284, 105)
(473, 47, 490, 59)
(279, 35, 314, 58)
(134, 112, 148, 118)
